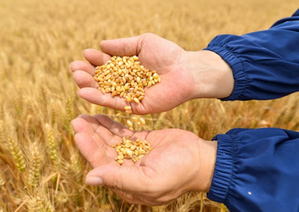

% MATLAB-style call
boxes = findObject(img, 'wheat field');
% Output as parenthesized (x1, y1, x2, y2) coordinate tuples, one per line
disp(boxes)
(0, 0, 298, 211)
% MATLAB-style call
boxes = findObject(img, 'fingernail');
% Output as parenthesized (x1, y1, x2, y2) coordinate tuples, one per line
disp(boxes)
(86, 176, 103, 185)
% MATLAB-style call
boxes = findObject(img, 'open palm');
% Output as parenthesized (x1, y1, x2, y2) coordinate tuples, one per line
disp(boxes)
(70, 33, 196, 114)
(71, 114, 213, 205)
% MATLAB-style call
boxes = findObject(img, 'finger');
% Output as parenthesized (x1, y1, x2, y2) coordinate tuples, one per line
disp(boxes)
(71, 117, 107, 160)
(71, 116, 117, 166)
(72, 114, 105, 133)
(114, 191, 141, 205)
(85, 164, 155, 193)
(113, 188, 167, 206)
(70, 60, 96, 75)
(77, 87, 129, 111)
(112, 190, 153, 206)
(77, 88, 148, 114)
(93, 114, 133, 138)
(83, 49, 111, 66)
(71, 115, 115, 144)
(71, 116, 95, 136)
(73, 114, 133, 147)
(100, 35, 141, 56)
(73, 70, 97, 88)
(72, 115, 116, 146)
(75, 131, 120, 167)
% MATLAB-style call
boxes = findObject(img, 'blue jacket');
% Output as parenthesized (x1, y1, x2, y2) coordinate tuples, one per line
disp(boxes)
(205, 10, 299, 212)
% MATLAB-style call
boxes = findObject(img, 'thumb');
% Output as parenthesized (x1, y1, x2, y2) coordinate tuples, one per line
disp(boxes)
(85, 164, 154, 192)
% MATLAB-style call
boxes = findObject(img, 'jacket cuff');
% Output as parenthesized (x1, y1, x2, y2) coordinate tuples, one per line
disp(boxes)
(207, 134, 235, 202)
(204, 44, 247, 101)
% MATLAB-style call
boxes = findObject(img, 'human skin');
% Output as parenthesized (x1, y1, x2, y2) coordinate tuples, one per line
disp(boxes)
(71, 114, 217, 206)
(70, 33, 234, 114)
(70, 33, 234, 205)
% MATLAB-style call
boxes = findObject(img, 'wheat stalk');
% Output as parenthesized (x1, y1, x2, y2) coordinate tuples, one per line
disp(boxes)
(28, 196, 54, 212)
(8, 138, 26, 173)
(27, 142, 41, 189)
(44, 124, 58, 165)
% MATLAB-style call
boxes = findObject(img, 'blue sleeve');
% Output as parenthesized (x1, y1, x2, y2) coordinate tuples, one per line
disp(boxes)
(208, 128, 299, 212)
(205, 10, 299, 101)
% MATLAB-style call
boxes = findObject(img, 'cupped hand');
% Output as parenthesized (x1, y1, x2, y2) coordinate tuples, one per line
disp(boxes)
(70, 33, 197, 115)
(71, 114, 216, 206)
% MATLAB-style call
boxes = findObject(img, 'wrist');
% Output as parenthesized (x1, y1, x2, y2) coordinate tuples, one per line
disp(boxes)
(186, 50, 234, 99)
(192, 139, 217, 192)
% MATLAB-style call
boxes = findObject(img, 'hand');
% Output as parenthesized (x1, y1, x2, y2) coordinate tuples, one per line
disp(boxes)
(70, 33, 233, 115)
(71, 114, 217, 206)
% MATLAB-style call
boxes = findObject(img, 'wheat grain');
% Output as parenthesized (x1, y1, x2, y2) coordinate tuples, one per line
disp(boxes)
(45, 124, 57, 165)
(8, 138, 26, 172)
(94, 56, 161, 104)
(28, 142, 41, 188)
(28, 196, 55, 212)
(112, 137, 151, 164)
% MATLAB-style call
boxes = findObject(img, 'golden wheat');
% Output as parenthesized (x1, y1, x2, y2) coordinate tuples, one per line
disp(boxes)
(8, 138, 26, 173)
(27, 142, 41, 189)
(0, 0, 298, 211)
